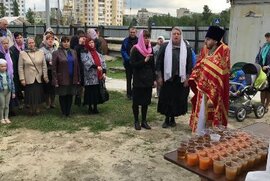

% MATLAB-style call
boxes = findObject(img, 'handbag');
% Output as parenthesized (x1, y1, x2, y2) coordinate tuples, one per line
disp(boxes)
(26, 52, 46, 83)
(98, 79, 109, 103)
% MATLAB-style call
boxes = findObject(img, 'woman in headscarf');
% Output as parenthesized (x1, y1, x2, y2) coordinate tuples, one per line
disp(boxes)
(86, 28, 102, 54)
(40, 34, 58, 109)
(156, 27, 193, 128)
(81, 38, 106, 114)
(18, 37, 49, 115)
(10, 32, 25, 110)
(130, 30, 155, 130)
(52, 36, 80, 117)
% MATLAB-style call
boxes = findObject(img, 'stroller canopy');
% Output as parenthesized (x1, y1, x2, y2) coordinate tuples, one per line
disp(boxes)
(242, 63, 267, 89)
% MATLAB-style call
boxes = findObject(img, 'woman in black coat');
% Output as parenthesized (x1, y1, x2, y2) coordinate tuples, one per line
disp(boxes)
(130, 30, 155, 130)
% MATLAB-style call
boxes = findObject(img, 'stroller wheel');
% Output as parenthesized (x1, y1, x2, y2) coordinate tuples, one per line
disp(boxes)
(235, 107, 246, 122)
(254, 105, 265, 119)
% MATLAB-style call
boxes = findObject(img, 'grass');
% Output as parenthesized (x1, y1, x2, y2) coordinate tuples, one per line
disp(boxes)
(106, 58, 125, 79)
(0, 91, 160, 136)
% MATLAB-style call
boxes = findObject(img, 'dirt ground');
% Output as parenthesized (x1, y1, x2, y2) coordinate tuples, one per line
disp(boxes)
(1, 109, 270, 181)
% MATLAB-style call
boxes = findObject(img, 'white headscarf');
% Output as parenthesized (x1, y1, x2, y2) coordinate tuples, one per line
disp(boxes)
(0, 58, 7, 65)
(164, 27, 187, 82)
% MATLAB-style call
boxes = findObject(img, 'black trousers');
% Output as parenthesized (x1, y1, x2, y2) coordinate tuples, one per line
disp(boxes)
(124, 63, 133, 97)
(59, 95, 73, 116)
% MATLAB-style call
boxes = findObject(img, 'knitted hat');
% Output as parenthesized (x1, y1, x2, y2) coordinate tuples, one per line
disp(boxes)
(205, 26, 225, 42)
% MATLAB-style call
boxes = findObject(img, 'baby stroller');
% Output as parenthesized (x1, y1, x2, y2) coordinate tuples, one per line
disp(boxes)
(229, 63, 268, 122)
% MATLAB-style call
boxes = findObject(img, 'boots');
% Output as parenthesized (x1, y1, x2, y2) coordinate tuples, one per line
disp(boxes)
(141, 120, 151, 129)
(169, 117, 176, 127)
(162, 117, 170, 128)
(134, 120, 141, 130)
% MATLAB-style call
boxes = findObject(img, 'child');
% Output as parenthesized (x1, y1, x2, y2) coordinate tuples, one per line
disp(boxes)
(0, 59, 15, 124)
(230, 69, 246, 96)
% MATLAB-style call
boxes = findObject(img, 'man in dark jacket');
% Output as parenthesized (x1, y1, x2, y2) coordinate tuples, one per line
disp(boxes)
(121, 27, 138, 99)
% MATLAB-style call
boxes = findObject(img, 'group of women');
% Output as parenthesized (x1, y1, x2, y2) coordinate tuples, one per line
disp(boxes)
(1, 26, 193, 131)
(1, 28, 106, 118)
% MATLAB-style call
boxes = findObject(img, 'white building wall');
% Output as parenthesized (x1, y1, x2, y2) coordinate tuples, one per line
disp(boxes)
(229, 3, 270, 65)
(3, 0, 25, 17)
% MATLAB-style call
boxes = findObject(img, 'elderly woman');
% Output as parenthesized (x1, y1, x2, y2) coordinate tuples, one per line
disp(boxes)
(156, 27, 193, 128)
(40, 34, 58, 109)
(81, 38, 106, 114)
(18, 37, 49, 115)
(52, 36, 80, 117)
(130, 30, 155, 130)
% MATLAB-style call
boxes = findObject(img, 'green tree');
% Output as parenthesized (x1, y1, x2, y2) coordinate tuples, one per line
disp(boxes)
(13, 0, 19, 16)
(26, 8, 35, 24)
(220, 9, 230, 27)
(202, 5, 212, 25)
(0, 3, 5, 18)
(179, 16, 193, 26)
(129, 18, 138, 27)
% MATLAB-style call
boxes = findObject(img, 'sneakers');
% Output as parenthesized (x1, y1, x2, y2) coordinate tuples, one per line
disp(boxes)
(1, 119, 6, 124)
(1, 119, 11, 124)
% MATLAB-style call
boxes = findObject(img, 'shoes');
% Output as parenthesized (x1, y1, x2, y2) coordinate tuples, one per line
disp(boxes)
(92, 109, 99, 114)
(265, 108, 269, 113)
(169, 117, 176, 127)
(1, 119, 6, 124)
(36, 109, 40, 114)
(162, 117, 170, 128)
(5, 119, 11, 124)
(134, 121, 141, 130)
(127, 95, 132, 100)
(141, 121, 151, 129)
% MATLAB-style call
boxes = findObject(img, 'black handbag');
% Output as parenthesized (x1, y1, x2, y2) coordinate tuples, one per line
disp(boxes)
(99, 79, 109, 103)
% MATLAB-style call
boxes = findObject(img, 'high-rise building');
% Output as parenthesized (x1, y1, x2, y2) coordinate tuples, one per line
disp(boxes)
(0, 0, 25, 17)
(62, 0, 125, 26)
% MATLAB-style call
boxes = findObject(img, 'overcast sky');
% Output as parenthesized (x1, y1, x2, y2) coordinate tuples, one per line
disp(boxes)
(26, 0, 231, 16)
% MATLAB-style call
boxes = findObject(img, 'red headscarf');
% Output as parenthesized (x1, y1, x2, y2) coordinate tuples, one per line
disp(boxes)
(85, 38, 103, 80)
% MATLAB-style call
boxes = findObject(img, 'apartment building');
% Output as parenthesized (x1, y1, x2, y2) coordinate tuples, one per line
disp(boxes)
(176, 8, 192, 18)
(63, 0, 124, 26)
(0, 0, 25, 17)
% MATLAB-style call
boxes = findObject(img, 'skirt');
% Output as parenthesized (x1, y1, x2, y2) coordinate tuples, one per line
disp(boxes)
(133, 87, 152, 106)
(55, 85, 78, 96)
(83, 85, 100, 105)
(43, 70, 55, 95)
(24, 81, 45, 105)
(158, 77, 190, 117)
